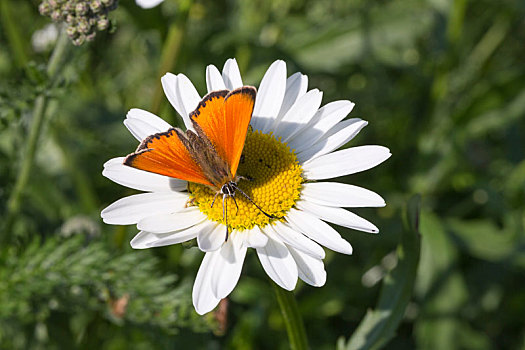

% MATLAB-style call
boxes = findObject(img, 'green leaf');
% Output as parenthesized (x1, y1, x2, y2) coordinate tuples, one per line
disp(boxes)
(446, 216, 519, 262)
(340, 195, 421, 350)
(288, 1, 433, 71)
(414, 211, 469, 350)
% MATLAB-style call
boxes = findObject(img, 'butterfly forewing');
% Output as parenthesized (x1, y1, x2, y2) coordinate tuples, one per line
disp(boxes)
(189, 90, 229, 161)
(222, 87, 256, 177)
(191, 86, 256, 178)
(124, 128, 214, 187)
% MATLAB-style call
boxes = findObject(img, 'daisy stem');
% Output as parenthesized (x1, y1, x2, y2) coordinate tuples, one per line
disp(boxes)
(271, 281, 309, 350)
(2, 28, 69, 242)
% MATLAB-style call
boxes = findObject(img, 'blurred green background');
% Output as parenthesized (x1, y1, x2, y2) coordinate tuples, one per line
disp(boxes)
(1, 0, 525, 349)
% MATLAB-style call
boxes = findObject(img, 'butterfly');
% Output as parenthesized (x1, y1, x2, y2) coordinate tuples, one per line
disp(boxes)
(124, 86, 275, 240)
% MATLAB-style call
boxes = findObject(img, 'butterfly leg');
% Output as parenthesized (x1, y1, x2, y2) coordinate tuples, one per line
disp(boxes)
(185, 197, 196, 208)
(222, 194, 229, 242)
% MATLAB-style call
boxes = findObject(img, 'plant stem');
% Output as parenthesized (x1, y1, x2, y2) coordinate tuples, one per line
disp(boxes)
(51, 114, 98, 214)
(271, 281, 309, 350)
(0, 0, 29, 68)
(2, 29, 70, 242)
(47, 27, 70, 78)
(149, 3, 192, 116)
(150, 23, 184, 115)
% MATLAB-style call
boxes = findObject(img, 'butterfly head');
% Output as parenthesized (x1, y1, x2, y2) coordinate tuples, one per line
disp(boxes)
(220, 181, 237, 197)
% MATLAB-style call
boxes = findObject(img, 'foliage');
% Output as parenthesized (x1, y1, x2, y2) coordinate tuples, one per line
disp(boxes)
(0, 234, 211, 349)
(340, 195, 421, 350)
(1, 0, 524, 349)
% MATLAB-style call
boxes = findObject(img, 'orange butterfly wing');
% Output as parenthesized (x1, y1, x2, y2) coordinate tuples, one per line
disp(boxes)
(124, 86, 255, 187)
(189, 90, 229, 160)
(191, 86, 256, 177)
(124, 128, 214, 187)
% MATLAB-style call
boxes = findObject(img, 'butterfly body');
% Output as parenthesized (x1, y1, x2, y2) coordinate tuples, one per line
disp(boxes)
(175, 124, 233, 191)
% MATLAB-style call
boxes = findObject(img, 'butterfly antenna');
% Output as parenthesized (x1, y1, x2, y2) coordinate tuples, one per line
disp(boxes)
(231, 195, 239, 215)
(233, 185, 282, 220)
(222, 194, 229, 242)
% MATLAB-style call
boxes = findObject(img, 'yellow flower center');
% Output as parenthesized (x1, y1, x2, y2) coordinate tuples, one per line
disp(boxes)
(188, 129, 303, 230)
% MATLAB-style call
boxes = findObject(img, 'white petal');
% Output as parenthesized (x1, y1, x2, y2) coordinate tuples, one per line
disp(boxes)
(276, 72, 308, 121)
(161, 73, 200, 130)
(303, 146, 391, 180)
(123, 119, 159, 142)
(288, 246, 326, 287)
(270, 222, 325, 259)
(252, 60, 287, 132)
(193, 251, 221, 315)
(211, 233, 247, 299)
(243, 225, 268, 248)
(286, 208, 353, 255)
(297, 119, 368, 163)
(301, 182, 386, 208)
(297, 200, 379, 233)
(102, 157, 187, 192)
(222, 58, 243, 90)
(101, 192, 188, 225)
(125, 108, 170, 129)
(146, 230, 197, 248)
(130, 231, 158, 249)
(137, 207, 206, 233)
(136, 0, 164, 9)
(146, 220, 213, 248)
(290, 101, 355, 152)
(176, 74, 201, 128)
(197, 223, 226, 252)
(161, 73, 181, 119)
(206, 64, 226, 92)
(256, 229, 298, 290)
(124, 108, 172, 141)
(272, 89, 323, 141)
(130, 223, 206, 249)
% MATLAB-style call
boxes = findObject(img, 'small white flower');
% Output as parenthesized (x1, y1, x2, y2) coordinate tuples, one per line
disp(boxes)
(101, 59, 391, 315)
(31, 24, 58, 53)
(135, 0, 164, 9)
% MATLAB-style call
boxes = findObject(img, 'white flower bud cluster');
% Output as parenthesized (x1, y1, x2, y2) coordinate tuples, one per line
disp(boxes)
(38, 0, 117, 46)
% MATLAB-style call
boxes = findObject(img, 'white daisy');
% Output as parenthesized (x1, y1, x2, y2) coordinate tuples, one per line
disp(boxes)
(101, 59, 391, 315)
(135, 0, 164, 9)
